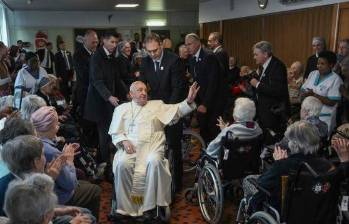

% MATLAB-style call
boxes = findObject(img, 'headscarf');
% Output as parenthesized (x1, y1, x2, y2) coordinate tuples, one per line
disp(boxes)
(30, 106, 58, 133)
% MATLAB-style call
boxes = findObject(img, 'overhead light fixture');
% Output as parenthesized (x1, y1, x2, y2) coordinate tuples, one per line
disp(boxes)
(146, 19, 166, 27)
(115, 4, 139, 8)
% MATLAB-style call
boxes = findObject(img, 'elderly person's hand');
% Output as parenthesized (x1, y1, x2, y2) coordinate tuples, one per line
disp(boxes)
(69, 213, 92, 224)
(122, 140, 136, 154)
(46, 154, 66, 179)
(62, 143, 79, 165)
(331, 138, 349, 162)
(273, 146, 288, 161)
(54, 206, 81, 217)
(186, 81, 200, 104)
(216, 116, 229, 130)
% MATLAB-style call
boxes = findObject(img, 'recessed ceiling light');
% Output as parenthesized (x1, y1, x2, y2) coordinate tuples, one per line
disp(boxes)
(146, 19, 166, 26)
(115, 4, 139, 8)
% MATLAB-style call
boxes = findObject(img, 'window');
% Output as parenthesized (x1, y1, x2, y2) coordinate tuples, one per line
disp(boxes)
(0, 3, 9, 45)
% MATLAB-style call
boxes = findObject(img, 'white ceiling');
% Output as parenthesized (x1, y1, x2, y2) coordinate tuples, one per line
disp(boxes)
(2, 0, 199, 11)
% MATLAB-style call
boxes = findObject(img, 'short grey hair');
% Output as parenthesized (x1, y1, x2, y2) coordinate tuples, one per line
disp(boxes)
(4, 173, 57, 224)
(117, 40, 130, 56)
(185, 33, 200, 42)
(301, 96, 323, 118)
(312, 36, 326, 46)
(0, 95, 13, 111)
(1, 135, 43, 177)
(253, 41, 272, 56)
(233, 98, 256, 122)
(20, 95, 47, 120)
(285, 121, 320, 155)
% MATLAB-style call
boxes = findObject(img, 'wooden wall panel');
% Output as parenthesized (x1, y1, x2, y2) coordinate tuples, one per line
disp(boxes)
(204, 4, 337, 70)
(201, 21, 220, 40)
(337, 3, 349, 43)
(222, 17, 263, 67)
(263, 5, 333, 67)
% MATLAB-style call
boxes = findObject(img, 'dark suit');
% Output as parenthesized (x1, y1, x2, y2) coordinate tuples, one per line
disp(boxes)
(214, 46, 229, 79)
(73, 46, 98, 148)
(189, 48, 228, 143)
(304, 54, 319, 79)
(140, 50, 186, 191)
(84, 47, 126, 162)
(254, 56, 290, 142)
(55, 50, 74, 102)
(116, 54, 135, 88)
(36, 48, 54, 74)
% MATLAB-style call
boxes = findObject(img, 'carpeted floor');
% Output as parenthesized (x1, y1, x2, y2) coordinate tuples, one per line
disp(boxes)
(98, 171, 237, 224)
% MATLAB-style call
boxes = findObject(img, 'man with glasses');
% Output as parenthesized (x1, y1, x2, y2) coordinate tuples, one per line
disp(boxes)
(139, 33, 186, 192)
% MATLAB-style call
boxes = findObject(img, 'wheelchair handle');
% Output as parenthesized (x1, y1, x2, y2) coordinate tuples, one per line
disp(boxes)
(246, 177, 271, 197)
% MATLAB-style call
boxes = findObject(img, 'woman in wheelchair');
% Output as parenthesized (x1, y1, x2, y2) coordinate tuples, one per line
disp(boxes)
(241, 121, 349, 223)
(205, 97, 262, 159)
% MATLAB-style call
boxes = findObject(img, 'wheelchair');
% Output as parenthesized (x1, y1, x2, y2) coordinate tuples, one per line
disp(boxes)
(185, 131, 263, 224)
(237, 161, 342, 224)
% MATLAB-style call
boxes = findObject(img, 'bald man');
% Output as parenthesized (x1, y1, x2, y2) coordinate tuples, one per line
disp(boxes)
(73, 30, 99, 147)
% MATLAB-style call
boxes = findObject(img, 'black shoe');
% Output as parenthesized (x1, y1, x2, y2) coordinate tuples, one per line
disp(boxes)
(142, 208, 157, 222)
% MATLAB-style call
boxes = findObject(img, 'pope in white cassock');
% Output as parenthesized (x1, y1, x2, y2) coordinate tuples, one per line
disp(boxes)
(108, 81, 200, 217)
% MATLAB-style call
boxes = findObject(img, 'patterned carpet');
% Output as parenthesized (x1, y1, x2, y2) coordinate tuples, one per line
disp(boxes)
(98, 171, 237, 224)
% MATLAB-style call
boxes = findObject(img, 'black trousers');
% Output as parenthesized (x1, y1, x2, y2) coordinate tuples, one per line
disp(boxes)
(165, 120, 183, 191)
(97, 118, 113, 164)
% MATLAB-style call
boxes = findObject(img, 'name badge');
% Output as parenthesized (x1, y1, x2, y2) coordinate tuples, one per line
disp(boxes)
(341, 196, 349, 211)
(160, 66, 164, 70)
(223, 149, 229, 160)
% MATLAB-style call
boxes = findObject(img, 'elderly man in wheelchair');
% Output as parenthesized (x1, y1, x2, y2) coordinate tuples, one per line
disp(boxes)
(237, 121, 349, 224)
(185, 97, 263, 223)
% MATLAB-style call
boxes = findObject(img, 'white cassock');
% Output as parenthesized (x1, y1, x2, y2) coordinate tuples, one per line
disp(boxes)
(108, 99, 196, 216)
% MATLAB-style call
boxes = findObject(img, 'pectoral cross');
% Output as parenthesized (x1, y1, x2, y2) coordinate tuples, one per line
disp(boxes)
(128, 122, 135, 134)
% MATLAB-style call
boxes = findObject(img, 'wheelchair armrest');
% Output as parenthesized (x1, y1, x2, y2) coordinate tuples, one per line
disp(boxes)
(246, 177, 271, 197)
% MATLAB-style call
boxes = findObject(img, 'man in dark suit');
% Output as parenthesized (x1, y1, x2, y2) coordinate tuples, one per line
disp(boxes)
(247, 41, 290, 143)
(207, 32, 229, 79)
(185, 33, 228, 143)
(73, 30, 99, 147)
(139, 33, 186, 191)
(36, 42, 54, 74)
(304, 37, 326, 79)
(84, 31, 127, 165)
(55, 40, 74, 102)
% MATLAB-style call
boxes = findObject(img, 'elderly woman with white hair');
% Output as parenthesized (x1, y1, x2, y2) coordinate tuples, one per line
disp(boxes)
(20, 94, 47, 120)
(245, 120, 349, 219)
(300, 96, 328, 139)
(205, 97, 262, 158)
(1, 173, 94, 224)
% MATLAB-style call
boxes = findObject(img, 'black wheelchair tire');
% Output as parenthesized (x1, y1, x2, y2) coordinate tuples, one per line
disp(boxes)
(247, 211, 278, 224)
(197, 163, 224, 224)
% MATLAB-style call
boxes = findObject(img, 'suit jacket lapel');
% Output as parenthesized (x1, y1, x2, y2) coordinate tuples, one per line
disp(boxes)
(261, 57, 274, 83)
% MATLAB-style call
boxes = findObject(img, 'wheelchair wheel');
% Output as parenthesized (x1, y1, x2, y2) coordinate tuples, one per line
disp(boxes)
(197, 163, 223, 224)
(247, 211, 278, 224)
(182, 129, 206, 173)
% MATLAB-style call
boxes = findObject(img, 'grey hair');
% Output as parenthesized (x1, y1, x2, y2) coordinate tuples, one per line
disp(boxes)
(312, 36, 326, 46)
(185, 33, 200, 42)
(301, 96, 323, 118)
(233, 98, 256, 122)
(0, 95, 13, 111)
(253, 41, 273, 56)
(20, 95, 47, 120)
(4, 173, 57, 224)
(285, 121, 320, 155)
(1, 135, 43, 177)
(117, 40, 130, 56)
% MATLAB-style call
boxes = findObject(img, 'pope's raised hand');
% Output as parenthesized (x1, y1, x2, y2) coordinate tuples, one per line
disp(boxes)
(186, 82, 200, 104)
